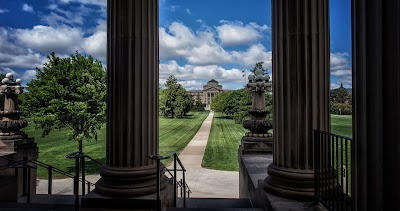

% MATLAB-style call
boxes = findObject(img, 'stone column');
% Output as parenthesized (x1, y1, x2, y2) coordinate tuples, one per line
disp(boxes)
(352, 1, 400, 210)
(263, 0, 330, 200)
(94, 0, 167, 198)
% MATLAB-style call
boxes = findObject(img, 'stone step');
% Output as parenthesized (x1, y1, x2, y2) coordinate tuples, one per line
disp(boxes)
(174, 197, 256, 209)
(167, 208, 264, 211)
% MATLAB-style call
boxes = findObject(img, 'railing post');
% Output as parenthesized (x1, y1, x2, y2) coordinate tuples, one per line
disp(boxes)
(174, 153, 177, 207)
(74, 176, 79, 211)
(27, 167, 31, 203)
(75, 156, 80, 196)
(81, 155, 85, 195)
(48, 165, 53, 194)
(156, 158, 161, 211)
(180, 179, 183, 197)
(22, 157, 28, 196)
(314, 130, 319, 205)
(183, 170, 186, 208)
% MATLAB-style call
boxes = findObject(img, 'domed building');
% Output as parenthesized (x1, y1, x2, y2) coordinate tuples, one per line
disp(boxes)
(188, 79, 224, 110)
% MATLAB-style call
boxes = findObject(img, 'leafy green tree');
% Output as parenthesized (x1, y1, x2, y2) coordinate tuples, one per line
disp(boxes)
(159, 88, 166, 115)
(210, 91, 230, 113)
(20, 52, 106, 152)
(162, 75, 192, 118)
(163, 75, 179, 118)
(174, 87, 193, 117)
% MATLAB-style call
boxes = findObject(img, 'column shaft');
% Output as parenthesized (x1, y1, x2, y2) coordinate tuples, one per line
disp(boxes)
(264, 0, 330, 200)
(95, 0, 166, 197)
(352, 0, 400, 210)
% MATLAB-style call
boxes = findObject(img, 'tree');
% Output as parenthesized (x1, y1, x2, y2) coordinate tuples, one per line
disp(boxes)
(252, 61, 268, 74)
(174, 87, 193, 117)
(210, 91, 229, 113)
(162, 75, 192, 118)
(20, 52, 106, 152)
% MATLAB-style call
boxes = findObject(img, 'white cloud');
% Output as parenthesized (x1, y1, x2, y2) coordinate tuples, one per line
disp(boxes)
(216, 21, 270, 46)
(232, 44, 272, 68)
(15, 25, 83, 54)
(42, 3, 97, 26)
(22, 4, 34, 13)
(82, 31, 107, 61)
(330, 52, 352, 77)
(160, 21, 271, 67)
(57, 0, 107, 7)
(186, 8, 192, 14)
(159, 22, 233, 65)
(170, 5, 179, 12)
(0, 67, 19, 77)
(0, 51, 45, 69)
(0, 8, 9, 13)
(159, 60, 244, 90)
(22, 70, 37, 81)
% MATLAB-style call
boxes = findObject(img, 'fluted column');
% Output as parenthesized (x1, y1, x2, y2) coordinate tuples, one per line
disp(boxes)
(263, 0, 330, 200)
(94, 0, 166, 197)
(352, 1, 400, 210)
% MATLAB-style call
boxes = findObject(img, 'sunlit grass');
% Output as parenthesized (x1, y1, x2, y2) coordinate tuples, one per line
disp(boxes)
(23, 111, 209, 179)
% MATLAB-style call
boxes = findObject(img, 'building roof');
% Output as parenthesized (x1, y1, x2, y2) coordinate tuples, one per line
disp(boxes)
(208, 79, 218, 83)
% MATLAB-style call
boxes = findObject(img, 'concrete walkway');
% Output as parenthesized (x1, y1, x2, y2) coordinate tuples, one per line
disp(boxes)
(37, 110, 239, 198)
(168, 110, 239, 198)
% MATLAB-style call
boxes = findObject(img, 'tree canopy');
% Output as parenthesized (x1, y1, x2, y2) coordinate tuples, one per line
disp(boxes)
(160, 75, 193, 118)
(21, 51, 106, 151)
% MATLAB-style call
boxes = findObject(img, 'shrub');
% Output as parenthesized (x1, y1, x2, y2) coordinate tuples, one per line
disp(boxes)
(331, 103, 352, 115)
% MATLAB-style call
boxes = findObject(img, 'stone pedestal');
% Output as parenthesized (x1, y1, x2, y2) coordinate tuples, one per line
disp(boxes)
(263, 0, 330, 200)
(83, 0, 173, 209)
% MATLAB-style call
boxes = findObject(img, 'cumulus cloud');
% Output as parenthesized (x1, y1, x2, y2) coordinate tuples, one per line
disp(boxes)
(15, 25, 83, 55)
(185, 8, 192, 14)
(82, 31, 107, 61)
(159, 60, 244, 90)
(160, 22, 233, 65)
(232, 44, 272, 68)
(22, 4, 34, 13)
(57, 0, 107, 7)
(0, 8, 9, 13)
(22, 70, 37, 81)
(216, 20, 270, 46)
(0, 67, 19, 77)
(42, 3, 98, 26)
(330, 52, 352, 76)
(160, 21, 271, 67)
(0, 28, 46, 69)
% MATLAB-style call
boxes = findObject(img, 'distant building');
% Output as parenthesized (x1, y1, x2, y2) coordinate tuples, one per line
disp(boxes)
(188, 79, 224, 110)
(330, 83, 351, 104)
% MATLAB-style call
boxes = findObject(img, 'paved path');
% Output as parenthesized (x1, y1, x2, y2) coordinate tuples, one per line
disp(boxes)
(168, 110, 239, 198)
(37, 110, 239, 198)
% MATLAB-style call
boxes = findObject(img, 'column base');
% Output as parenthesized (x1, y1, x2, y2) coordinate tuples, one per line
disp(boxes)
(94, 163, 169, 198)
(82, 178, 175, 210)
(263, 164, 314, 201)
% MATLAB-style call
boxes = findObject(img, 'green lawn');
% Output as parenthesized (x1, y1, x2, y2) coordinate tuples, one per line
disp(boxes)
(202, 113, 248, 171)
(202, 113, 353, 172)
(331, 114, 352, 137)
(23, 111, 209, 178)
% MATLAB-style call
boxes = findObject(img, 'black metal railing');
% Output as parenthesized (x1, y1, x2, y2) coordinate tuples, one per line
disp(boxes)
(0, 152, 102, 210)
(149, 152, 191, 211)
(0, 156, 37, 203)
(314, 130, 352, 211)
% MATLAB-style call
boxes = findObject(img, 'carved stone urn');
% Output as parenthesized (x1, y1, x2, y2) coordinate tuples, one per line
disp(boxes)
(0, 73, 29, 152)
(240, 67, 273, 153)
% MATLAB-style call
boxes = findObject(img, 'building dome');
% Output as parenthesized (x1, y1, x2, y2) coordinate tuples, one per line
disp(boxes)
(207, 79, 219, 85)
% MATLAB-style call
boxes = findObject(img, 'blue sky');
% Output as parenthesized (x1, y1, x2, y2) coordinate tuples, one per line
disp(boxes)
(0, 0, 352, 90)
